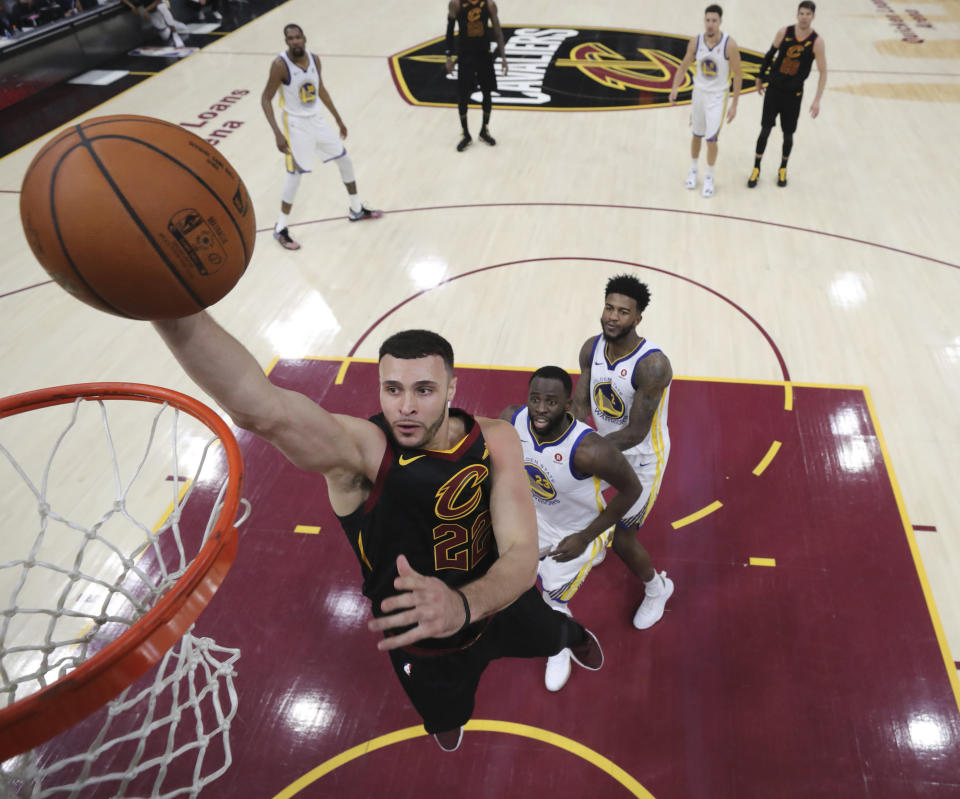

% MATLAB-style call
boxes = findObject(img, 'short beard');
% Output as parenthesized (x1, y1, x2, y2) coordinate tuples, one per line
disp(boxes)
(602, 326, 632, 343)
(392, 408, 446, 449)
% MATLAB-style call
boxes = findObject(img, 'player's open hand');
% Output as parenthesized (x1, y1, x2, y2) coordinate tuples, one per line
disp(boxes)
(550, 532, 590, 563)
(445, 56, 454, 75)
(500, 57, 509, 76)
(273, 131, 289, 154)
(726, 101, 737, 124)
(755, 77, 765, 96)
(337, 121, 348, 140)
(668, 87, 678, 105)
(368, 555, 467, 650)
(809, 100, 820, 119)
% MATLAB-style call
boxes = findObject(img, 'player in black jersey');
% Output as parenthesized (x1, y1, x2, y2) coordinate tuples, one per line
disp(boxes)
(747, 1, 827, 188)
(445, 0, 508, 152)
(151, 317, 602, 752)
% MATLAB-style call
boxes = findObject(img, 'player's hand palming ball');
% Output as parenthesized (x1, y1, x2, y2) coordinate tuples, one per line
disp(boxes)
(19, 115, 256, 320)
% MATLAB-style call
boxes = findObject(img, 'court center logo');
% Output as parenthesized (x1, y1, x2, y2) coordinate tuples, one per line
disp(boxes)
(390, 26, 763, 110)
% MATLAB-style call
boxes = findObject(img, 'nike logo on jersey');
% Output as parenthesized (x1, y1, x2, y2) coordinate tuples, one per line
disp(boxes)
(398, 454, 426, 466)
(594, 360, 604, 365)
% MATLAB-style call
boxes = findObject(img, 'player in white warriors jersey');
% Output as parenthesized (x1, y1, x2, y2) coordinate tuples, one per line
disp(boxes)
(668, 4, 742, 198)
(260, 23, 382, 250)
(574, 274, 675, 631)
(501, 366, 642, 691)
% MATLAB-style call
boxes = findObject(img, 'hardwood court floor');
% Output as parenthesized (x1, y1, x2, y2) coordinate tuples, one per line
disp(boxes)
(2, 0, 960, 797)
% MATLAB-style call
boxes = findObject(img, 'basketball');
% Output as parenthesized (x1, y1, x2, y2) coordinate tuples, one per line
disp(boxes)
(19, 115, 256, 320)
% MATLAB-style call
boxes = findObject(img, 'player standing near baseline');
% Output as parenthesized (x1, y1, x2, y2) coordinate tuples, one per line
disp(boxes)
(669, 4, 742, 198)
(261, 23, 381, 251)
(501, 367, 643, 691)
(747, 1, 826, 188)
(445, 0, 508, 152)
(150, 318, 602, 752)
(574, 275, 675, 630)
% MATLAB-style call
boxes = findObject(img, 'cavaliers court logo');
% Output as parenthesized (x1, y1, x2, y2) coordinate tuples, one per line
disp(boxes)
(390, 26, 763, 110)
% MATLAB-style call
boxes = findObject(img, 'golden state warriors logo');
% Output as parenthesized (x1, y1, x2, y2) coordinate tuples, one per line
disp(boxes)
(298, 82, 317, 105)
(524, 464, 557, 501)
(593, 381, 626, 421)
(435, 464, 489, 521)
(390, 27, 763, 110)
(700, 57, 718, 77)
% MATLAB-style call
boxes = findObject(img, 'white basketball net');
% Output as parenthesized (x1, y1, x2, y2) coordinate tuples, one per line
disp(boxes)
(0, 393, 247, 797)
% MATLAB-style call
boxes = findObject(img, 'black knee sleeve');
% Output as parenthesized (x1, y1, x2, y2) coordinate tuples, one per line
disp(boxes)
(782, 133, 794, 159)
(756, 126, 773, 155)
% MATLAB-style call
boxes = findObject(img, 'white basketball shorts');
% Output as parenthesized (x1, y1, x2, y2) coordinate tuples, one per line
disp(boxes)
(538, 529, 611, 605)
(618, 446, 670, 529)
(283, 113, 345, 174)
(690, 88, 728, 142)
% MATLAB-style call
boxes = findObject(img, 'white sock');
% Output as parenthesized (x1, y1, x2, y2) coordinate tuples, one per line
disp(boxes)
(706, 164, 715, 179)
(644, 572, 663, 596)
(275, 212, 289, 232)
(348, 193, 362, 213)
(172, 33, 184, 48)
(690, 158, 698, 172)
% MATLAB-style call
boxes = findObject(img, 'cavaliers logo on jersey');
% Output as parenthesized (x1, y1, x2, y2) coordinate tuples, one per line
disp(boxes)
(435, 463, 489, 521)
(524, 464, 557, 501)
(593, 381, 626, 420)
(390, 26, 763, 110)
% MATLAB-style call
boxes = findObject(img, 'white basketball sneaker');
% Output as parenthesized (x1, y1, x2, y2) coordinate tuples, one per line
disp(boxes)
(632, 571, 675, 630)
(545, 649, 572, 692)
(684, 168, 698, 189)
(701, 175, 715, 198)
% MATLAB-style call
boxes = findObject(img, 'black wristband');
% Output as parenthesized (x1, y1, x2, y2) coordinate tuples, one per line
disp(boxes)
(453, 588, 471, 633)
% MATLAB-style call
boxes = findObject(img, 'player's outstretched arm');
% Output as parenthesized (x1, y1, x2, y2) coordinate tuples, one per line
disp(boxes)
(153, 312, 371, 478)
(572, 336, 595, 422)
(550, 434, 643, 562)
(604, 351, 672, 451)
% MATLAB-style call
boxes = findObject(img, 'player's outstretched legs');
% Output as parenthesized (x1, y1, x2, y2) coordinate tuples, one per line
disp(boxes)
(611, 525, 674, 629)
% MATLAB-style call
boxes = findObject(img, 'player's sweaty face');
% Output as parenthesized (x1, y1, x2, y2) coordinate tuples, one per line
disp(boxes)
(526, 378, 570, 437)
(285, 30, 306, 57)
(379, 355, 454, 449)
(600, 293, 640, 342)
(704, 13, 721, 36)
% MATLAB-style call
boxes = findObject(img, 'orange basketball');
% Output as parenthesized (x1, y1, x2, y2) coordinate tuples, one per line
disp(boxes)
(19, 115, 256, 320)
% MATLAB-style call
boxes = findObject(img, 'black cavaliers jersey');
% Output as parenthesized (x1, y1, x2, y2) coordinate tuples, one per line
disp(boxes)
(336, 409, 498, 650)
(456, 0, 491, 56)
(770, 26, 818, 92)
